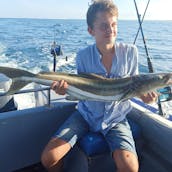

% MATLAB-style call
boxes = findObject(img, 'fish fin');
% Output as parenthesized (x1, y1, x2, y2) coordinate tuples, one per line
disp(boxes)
(5, 79, 29, 95)
(118, 88, 132, 102)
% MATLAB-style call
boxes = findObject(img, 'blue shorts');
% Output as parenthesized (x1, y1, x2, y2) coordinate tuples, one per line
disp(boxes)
(54, 110, 137, 155)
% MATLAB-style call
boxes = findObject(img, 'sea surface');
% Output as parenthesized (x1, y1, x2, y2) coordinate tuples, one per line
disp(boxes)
(0, 18, 172, 110)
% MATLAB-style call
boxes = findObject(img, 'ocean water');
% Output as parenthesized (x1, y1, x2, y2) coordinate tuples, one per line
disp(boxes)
(0, 18, 172, 109)
(0, 18, 172, 73)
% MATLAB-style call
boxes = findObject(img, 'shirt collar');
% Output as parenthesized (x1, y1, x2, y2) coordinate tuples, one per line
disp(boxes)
(94, 43, 117, 60)
(94, 44, 102, 60)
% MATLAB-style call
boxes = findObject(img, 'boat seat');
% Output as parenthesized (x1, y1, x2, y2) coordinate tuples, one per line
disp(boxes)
(78, 118, 141, 156)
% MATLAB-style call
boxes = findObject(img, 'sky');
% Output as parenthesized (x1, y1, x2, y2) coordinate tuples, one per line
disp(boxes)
(0, 0, 171, 20)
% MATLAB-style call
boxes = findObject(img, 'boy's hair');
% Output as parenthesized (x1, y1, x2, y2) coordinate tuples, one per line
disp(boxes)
(87, 0, 118, 29)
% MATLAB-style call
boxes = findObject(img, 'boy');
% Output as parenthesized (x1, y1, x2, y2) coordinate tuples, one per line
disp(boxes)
(41, 1, 157, 172)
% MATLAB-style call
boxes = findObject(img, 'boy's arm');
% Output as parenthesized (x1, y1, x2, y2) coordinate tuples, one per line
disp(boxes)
(51, 50, 84, 95)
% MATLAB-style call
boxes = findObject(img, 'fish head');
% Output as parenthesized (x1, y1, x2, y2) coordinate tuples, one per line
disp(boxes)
(162, 73, 172, 86)
(135, 73, 172, 95)
(150, 73, 172, 89)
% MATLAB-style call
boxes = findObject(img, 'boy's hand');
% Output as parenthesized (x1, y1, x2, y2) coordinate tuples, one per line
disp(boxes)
(139, 91, 158, 104)
(51, 80, 68, 95)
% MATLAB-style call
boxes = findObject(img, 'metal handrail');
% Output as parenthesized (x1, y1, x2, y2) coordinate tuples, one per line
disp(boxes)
(0, 87, 51, 106)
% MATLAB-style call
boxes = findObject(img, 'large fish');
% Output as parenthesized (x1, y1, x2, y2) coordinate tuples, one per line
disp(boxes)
(0, 66, 172, 102)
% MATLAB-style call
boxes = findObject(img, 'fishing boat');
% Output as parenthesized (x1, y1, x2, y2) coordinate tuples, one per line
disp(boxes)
(0, 1, 172, 172)
(0, 91, 172, 172)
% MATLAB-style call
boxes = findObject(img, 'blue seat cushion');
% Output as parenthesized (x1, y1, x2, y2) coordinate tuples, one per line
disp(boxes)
(78, 132, 110, 156)
(78, 118, 141, 156)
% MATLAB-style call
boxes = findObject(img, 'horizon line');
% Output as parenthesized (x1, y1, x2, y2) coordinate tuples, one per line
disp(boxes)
(0, 17, 171, 21)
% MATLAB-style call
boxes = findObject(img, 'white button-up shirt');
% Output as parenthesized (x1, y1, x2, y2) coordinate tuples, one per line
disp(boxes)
(76, 42, 138, 134)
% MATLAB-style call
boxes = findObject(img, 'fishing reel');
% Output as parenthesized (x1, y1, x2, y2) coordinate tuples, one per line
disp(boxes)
(157, 86, 172, 116)
(50, 41, 63, 57)
(157, 86, 172, 102)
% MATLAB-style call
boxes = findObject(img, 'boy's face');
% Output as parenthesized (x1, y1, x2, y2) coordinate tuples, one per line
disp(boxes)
(88, 11, 118, 46)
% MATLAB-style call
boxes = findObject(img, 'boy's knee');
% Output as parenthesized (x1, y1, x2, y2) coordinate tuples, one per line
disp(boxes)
(41, 149, 53, 169)
(117, 161, 139, 172)
(41, 137, 71, 169)
(113, 150, 139, 172)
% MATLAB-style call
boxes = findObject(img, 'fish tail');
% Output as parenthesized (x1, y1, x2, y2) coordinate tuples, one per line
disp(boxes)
(0, 66, 35, 79)
(6, 79, 30, 95)
(0, 66, 36, 95)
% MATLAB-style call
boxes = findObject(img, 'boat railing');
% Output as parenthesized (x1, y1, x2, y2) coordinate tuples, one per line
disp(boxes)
(0, 86, 51, 107)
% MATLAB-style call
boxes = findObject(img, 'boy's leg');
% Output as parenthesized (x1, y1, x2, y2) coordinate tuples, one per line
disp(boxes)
(41, 137, 70, 172)
(105, 118, 139, 172)
(41, 110, 89, 172)
(113, 149, 138, 172)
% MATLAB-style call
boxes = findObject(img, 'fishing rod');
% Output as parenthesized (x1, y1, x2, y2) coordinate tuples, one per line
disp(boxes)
(133, 0, 150, 45)
(133, 0, 164, 115)
(133, 0, 172, 116)
(133, 0, 154, 73)
(50, 24, 64, 72)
